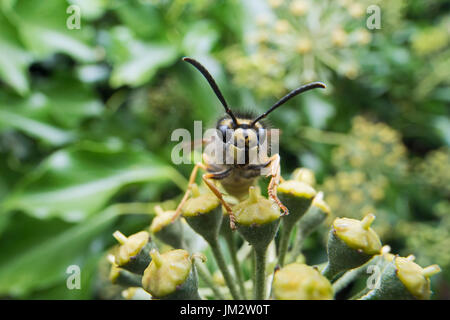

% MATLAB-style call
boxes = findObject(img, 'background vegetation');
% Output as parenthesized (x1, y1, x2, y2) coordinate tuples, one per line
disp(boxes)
(0, 0, 448, 299)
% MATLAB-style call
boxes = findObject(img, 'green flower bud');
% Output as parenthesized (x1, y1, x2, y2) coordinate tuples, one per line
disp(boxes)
(182, 185, 241, 299)
(181, 184, 222, 243)
(291, 167, 316, 186)
(113, 230, 156, 274)
(278, 180, 316, 227)
(109, 265, 143, 288)
(234, 186, 281, 250)
(234, 186, 281, 299)
(273, 263, 333, 300)
(121, 287, 151, 300)
(361, 256, 441, 300)
(150, 205, 199, 250)
(277, 180, 316, 265)
(142, 249, 200, 300)
(287, 192, 331, 264)
(322, 214, 382, 280)
(298, 192, 331, 238)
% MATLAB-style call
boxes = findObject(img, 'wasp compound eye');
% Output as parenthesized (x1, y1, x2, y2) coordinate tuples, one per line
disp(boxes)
(258, 128, 267, 144)
(217, 125, 233, 143)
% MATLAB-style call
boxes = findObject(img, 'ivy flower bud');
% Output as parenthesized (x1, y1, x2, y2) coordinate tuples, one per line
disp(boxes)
(298, 192, 331, 234)
(113, 230, 156, 274)
(109, 264, 143, 288)
(234, 186, 281, 250)
(332, 28, 347, 47)
(268, 0, 283, 8)
(181, 184, 222, 243)
(150, 205, 198, 250)
(361, 256, 441, 300)
(275, 20, 290, 34)
(277, 180, 316, 265)
(289, 192, 331, 263)
(322, 214, 382, 280)
(289, 0, 309, 16)
(121, 287, 151, 300)
(234, 187, 281, 299)
(296, 38, 312, 54)
(291, 167, 316, 186)
(273, 263, 333, 300)
(278, 180, 316, 227)
(142, 249, 200, 300)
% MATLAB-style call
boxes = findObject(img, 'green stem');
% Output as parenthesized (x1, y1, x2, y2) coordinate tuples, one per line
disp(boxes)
(254, 247, 267, 300)
(288, 227, 304, 264)
(332, 256, 381, 294)
(223, 231, 247, 299)
(209, 238, 241, 300)
(277, 224, 294, 267)
(194, 260, 226, 300)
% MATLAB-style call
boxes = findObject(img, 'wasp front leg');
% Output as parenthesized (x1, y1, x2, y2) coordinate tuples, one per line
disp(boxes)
(265, 154, 289, 216)
(172, 162, 208, 222)
(202, 170, 236, 230)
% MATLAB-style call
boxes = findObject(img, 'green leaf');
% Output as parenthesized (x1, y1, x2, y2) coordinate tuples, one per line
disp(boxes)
(182, 21, 219, 56)
(0, 75, 103, 145)
(0, 106, 75, 146)
(112, 0, 162, 39)
(3, 143, 185, 221)
(105, 27, 178, 87)
(34, 74, 104, 128)
(0, 206, 120, 297)
(0, 11, 31, 95)
(10, 0, 98, 62)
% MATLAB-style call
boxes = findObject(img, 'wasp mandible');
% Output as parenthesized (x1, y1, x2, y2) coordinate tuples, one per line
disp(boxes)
(173, 57, 326, 229)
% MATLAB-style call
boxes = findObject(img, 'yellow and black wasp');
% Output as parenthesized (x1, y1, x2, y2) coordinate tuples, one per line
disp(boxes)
(173, 57, 325, 229)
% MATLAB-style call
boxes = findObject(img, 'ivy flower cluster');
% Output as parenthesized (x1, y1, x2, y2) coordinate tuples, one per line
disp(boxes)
(102, 166, 441, 300)
(222, 0, 375, 97)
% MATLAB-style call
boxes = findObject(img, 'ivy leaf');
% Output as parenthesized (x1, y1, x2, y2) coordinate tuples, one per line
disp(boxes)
(0, 11, 31, 95)
(105, 27, 178, 88)
(11, 0, 98, 62)
(0, 206, 120, 297)
(2, 143, 184, 221)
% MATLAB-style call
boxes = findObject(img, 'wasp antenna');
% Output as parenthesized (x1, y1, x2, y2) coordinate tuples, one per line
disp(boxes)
(251, 82, 326, 126)
(183, 57, 239, 125)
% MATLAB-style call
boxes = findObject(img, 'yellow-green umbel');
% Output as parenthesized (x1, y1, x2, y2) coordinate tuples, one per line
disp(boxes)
(142, 249, 200, 300)
(234, 186, 281, 299)
(360, 255, 441, 300)
(277, 179, 316, 266)
(273, 263, 333, 300)
(322, 214, 382, 280)
(182, 183, 241, 299)
(113, 230, 156, 274)
(150, 205, 198, 250)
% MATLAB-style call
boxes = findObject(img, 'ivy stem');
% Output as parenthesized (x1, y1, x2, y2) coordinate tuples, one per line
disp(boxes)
(209, 238, 241, 300)
(223, 231, 247, 299)
(289, 227, 304, 264)
(194, 260, 226, 300)
(277, 224, 294, 267)
(253, 247, 268, 300)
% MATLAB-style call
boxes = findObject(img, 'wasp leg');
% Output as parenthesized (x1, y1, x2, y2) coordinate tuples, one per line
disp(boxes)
(202, 172, 236, 230)
(265, 154, 289, 216)
(172, 162, 207, 222)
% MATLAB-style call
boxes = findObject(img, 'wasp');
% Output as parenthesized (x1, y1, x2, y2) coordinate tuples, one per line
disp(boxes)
(173, 57, 325, 229)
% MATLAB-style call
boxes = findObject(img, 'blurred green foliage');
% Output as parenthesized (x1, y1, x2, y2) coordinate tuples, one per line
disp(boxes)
(0, 0, 448, 299)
